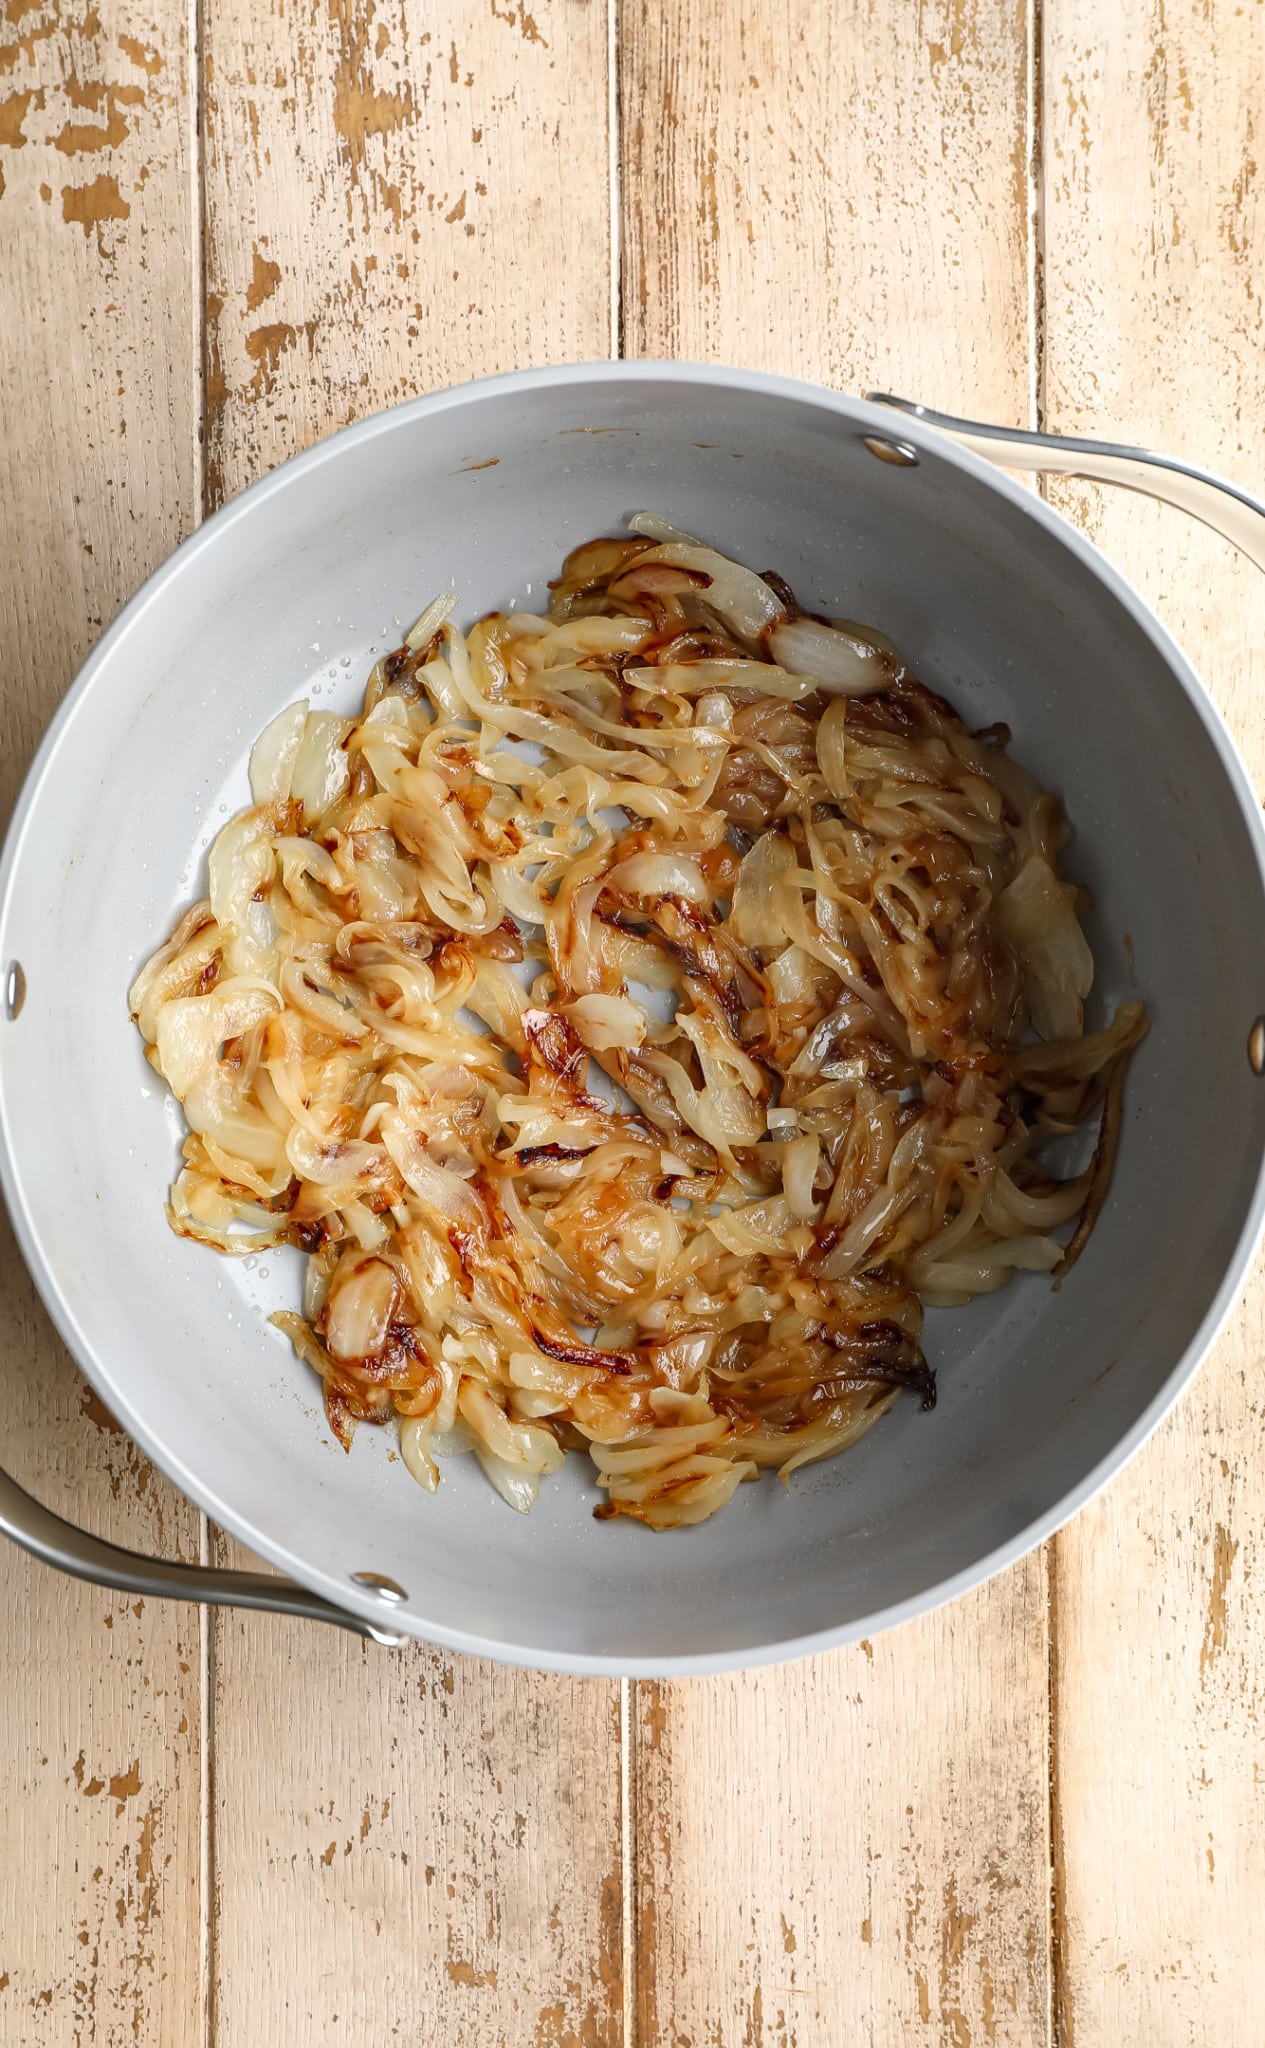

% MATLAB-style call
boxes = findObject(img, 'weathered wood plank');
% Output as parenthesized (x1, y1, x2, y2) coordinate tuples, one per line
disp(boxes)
(0, 0, 204, 2041)
(200, 3, 622, 2042)
(621, 0, 1039, 402)
(203, 0, 613, 508)
(619, 3, 1052, 2042)
(210, 1632, 623, 2047)
(8, 0, 1259, 2037)
(634, 1573, 1051, 2048)
(1042, 2, 1265, 2038)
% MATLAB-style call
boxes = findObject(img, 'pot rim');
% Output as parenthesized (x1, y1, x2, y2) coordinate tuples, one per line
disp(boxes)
(4, 357, 1264, 1674)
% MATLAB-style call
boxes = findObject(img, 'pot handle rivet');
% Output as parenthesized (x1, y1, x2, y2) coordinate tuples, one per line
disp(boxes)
(351, 1570, 408, 1603)
(4, 961, 25, 1021)
(863, 435, 920, 467)
(1249, 1019, 1265, 1075)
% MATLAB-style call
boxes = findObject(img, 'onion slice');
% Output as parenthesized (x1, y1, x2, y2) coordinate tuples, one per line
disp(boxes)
(766, 616, 904, 696)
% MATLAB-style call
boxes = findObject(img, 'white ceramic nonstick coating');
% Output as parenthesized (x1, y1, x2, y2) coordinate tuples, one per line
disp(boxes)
(3, 362, 1265, 1674)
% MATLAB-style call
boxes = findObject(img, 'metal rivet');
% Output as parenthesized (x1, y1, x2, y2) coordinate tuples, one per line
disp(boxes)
(351, 1570, 407, 1603)
(863, 435, 920, 467)
(4, 961, 24, 1021)
(1249, 1018, 1265, 1075)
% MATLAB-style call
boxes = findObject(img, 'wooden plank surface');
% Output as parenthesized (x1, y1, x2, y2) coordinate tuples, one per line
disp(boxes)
(199, 4, 623, 2044)
(4, 0, 1265, 2041)
(1041, 3, 1265, 2042)
(202, 0, 613, 504)
(0, 3, 205, 2044)
(632, 1573, 1052, 2048)
(620, 5, 1055, 2044)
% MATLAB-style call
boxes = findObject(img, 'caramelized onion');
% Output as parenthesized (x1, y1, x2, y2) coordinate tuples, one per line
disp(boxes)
(135, 516, 1146, 1530)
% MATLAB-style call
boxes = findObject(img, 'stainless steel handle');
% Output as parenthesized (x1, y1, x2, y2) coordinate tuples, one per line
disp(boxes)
(0, 1461, 402, 1643)
(866, 393, 1265, 575)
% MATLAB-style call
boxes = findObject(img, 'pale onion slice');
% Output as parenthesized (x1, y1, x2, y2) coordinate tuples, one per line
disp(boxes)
(323, 1255, 399, 1361)
(154, 978, 280, 1098)
(918, 1233, 1064, 1304)
(399, 1416, 441, 1491)
(458, 1380, 565, 1476)
(473, 1450, 543, 1515)
(605, 851, 710, 905)
(729, 829, 796, 945)
(995, 853, 1094, 1040)
(815, 696, 849, 799)
(249, 701, 308, 804)
(563, 992, 647, 1052)
(208, 808, 280, 978)
(636, 543, 786, 642)
(290, 712, 354, 823)
(766, 616, 904, 696)
(130, 907, 221, 1045)
(782, 1132, 823, 1220)
(628, 511, 705, 547)
(405, 590, 457, 653)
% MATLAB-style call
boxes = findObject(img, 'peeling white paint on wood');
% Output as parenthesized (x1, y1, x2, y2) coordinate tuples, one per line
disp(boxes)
(2, 0, 1264, 2040)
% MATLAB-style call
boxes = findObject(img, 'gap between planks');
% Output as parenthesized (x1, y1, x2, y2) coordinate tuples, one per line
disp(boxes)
(608, 0, 623, 360)
(1028, 0, 1046, 434)
(611, 9, 635, 2045)
(1029, 7, 1064, 2044)
(620, 1679, 636, 2048)
(190, 0, 214, 2035)
(1047, 1538, 1069, 2048)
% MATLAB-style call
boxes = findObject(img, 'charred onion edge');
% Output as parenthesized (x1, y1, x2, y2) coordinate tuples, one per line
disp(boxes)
(1051, 1044, 1134, 1282)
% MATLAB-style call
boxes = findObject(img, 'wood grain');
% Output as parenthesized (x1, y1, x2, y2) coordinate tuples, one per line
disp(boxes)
(210, 1632, 622, 2047)
(634, 1573, 1052, 2048)
(0, 0, 204, 2042)
(5, 0, 1265, 2039)
(1042, 2, 1265, 2040)
(620, 4, 1053, 2042)
(200, 3, 622, 2042)
(620, 0, 1038, 412)
(202, 0, 612, 509)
